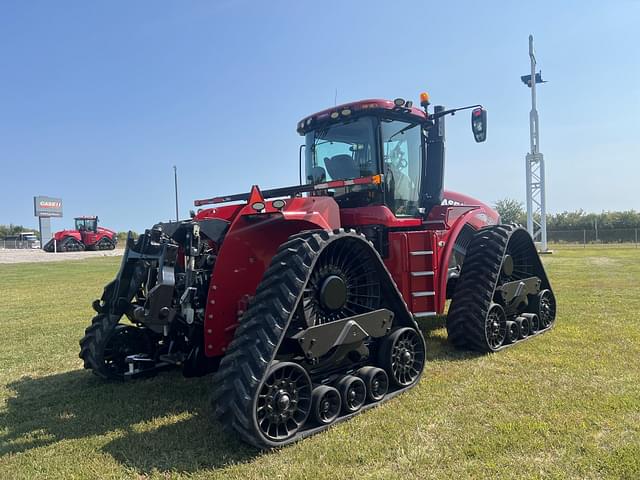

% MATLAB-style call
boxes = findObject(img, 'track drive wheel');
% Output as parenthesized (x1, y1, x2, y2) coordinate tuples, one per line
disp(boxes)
(379, 327, 425, 388)
(254, 362, 312, 444)
(79, 314, 155, 380)
(311, 385, 341, 425)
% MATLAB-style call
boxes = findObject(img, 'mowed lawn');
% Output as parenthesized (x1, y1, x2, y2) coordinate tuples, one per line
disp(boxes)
(1, 247, 639, 479)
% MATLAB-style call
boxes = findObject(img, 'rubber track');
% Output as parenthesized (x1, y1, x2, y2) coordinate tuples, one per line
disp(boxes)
(446, 224, 552, 352)
(211, 228, 423, 449)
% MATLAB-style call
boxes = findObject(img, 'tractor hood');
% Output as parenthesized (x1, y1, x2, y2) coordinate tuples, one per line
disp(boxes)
(52, 229, 80, 241)
(442, 190, 500, 223)
(97, 226, 116, 238)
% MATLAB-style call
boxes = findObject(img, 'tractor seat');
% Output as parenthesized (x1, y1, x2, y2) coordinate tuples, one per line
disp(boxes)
(309, 166, 327, 183)
(325, 154, 359, 181)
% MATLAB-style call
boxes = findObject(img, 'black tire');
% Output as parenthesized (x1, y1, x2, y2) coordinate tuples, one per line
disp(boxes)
(531, 289, 556, 329)
(253, 361, 312, 443)
(79, 314, 155, 380)
(311, 385, 341, 425)
(378, 327, 425, 388)
(336, 375, 366, 413)
(357, 366, 389, 402)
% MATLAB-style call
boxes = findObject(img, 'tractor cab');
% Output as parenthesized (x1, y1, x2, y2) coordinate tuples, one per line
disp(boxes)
(298, 97, 487, 219)
(75, 216, 98, 233)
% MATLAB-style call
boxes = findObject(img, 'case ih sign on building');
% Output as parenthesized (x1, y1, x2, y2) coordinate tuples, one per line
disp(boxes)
(34, 196, 63, 217)
(34, 195, 63, 248)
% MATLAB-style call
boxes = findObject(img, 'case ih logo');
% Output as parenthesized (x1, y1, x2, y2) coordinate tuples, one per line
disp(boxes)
(34, 196, 63, 217)
(39, 200, 61, 209)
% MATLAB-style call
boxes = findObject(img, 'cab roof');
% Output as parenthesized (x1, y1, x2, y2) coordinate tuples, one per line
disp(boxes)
(297, 98, 428, 135)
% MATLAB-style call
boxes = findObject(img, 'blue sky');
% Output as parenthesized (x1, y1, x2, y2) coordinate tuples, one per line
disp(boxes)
(1, 1, 638, 232)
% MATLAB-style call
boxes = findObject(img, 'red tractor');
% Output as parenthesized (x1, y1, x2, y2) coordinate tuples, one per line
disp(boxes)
(80, 93, 556, 449)
(44, 216, 117, 252)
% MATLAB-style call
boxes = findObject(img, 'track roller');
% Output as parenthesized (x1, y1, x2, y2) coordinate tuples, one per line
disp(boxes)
(516, 316, 530, 338)
(311, 385, 341, 426)
(357, 366, 389, 402)
(336, 375, 366, 414)
(505, 321, 520, 344)
(522, 313, 540, 333)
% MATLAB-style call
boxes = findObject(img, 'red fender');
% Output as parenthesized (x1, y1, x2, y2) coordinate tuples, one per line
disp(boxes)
(433, 205, 499, 313)
(203, 194, 340, 356)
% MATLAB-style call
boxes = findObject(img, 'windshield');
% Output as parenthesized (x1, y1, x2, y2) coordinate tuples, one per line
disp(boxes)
(304, 115, 424, 214)
(75, 219, 97, 231)
(305, 117, 377, 184)
(381, 119, 422, 216)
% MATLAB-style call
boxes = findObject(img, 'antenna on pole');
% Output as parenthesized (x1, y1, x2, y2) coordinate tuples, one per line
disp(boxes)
(334, 88, 338, 106)
(173, 165, 179, 222)
(521, 34, 550, 253)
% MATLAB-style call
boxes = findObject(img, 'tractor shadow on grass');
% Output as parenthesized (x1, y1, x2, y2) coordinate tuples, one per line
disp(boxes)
(0, 317, 477, 474)
(416, 315, 483, 362)
(0, 369, 258, 472)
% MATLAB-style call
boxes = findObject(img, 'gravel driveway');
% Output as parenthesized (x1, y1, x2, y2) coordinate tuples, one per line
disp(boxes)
(0, 248, 123, 264)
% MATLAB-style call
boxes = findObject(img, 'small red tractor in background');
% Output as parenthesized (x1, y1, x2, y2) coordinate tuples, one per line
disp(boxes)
(80, 93, 556, 449)
(44, 216, 117, 252)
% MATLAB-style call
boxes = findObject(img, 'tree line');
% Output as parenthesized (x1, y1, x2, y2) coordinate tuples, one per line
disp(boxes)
(493, 199, 640, 230)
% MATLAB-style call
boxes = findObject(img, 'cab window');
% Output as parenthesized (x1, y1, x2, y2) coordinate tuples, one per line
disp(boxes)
(381, 120, 422, 216)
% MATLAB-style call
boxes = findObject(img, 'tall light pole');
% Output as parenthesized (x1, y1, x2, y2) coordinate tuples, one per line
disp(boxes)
(521, 34, 549, 252)
(173, 165, 179, 222)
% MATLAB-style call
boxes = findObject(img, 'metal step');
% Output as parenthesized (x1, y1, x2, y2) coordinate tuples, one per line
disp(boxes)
(412, 291, 435, 298)
(414, 311, 437, 318)
(410, 271, 434, 277)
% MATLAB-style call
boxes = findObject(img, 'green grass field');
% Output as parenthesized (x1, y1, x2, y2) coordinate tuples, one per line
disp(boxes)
(1, 246, 639, 479)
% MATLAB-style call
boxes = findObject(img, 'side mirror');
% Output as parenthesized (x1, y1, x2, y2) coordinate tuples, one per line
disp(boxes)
(471, 107, 487, 143)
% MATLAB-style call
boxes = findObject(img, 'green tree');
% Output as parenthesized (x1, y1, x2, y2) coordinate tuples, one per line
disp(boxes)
(493, 198, 526, 225)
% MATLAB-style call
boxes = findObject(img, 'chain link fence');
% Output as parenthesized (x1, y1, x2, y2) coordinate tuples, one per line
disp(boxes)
(548, 228, 639, 246)
(1, 238, 41, 249)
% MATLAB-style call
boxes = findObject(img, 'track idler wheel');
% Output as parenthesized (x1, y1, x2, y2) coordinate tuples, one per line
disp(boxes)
(336, 375, 366, 414)
(379, 327, 425, 388)
(311, 385, 341, 426)
(255, 362, 312, 443)
(485, 303, 508, 351)
(505, 320, 520, 344)
(357, 366, 389, 402)
(532, 289, 556, 329)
